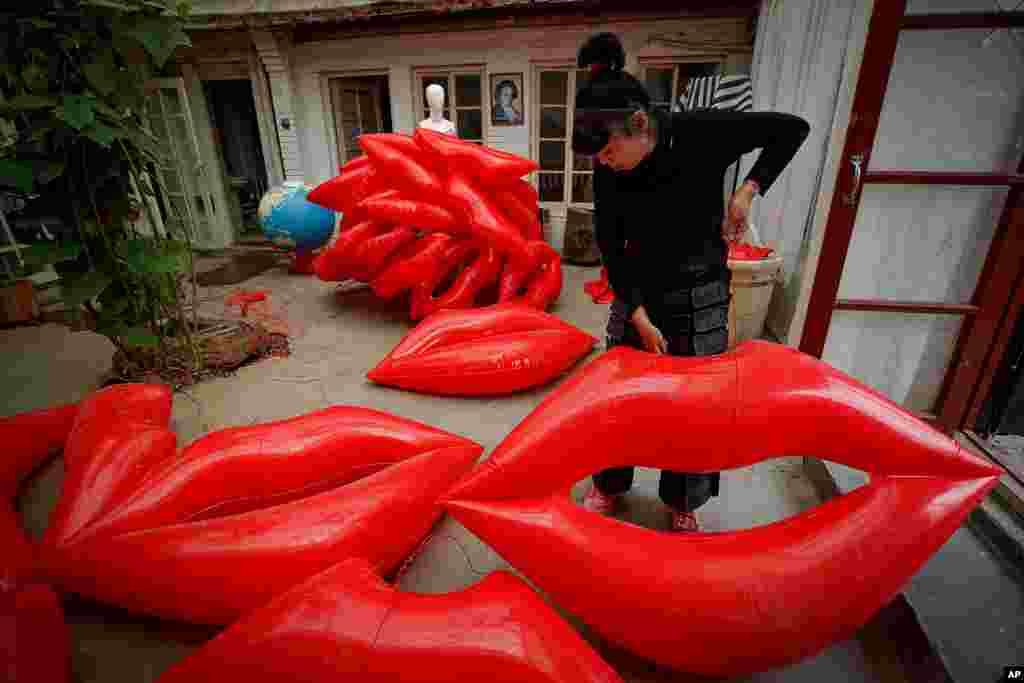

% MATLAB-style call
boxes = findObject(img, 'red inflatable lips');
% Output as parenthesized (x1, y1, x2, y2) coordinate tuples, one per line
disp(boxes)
(368, 304, 597, 396)
(158, 557, 622, 683)
(445, 341, 1001, 676)
(309, 132, 559, 320)
(1, 402, 78, 683)
(40, 389, 482, 626)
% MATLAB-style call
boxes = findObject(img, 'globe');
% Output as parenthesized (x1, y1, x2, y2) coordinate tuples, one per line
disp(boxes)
(258, 182, 338, 253)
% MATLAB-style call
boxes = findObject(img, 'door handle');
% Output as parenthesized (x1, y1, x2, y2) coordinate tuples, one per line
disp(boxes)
(842, 154, 864, 206)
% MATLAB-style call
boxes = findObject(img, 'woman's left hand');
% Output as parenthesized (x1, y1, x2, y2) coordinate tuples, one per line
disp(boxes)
(723, 180, 758, 243)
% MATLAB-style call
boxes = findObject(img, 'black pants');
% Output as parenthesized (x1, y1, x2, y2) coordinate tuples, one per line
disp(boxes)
(596, 268, 730, 512)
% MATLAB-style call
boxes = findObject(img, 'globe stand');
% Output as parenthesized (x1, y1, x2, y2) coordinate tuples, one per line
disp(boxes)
(290, 250, 317, 275)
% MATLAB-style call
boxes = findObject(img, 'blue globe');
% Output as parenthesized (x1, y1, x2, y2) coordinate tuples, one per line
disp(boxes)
(258, 183, 338, 252)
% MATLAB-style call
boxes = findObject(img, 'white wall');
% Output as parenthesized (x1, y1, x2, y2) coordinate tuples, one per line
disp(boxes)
(284, 18, 752, 251)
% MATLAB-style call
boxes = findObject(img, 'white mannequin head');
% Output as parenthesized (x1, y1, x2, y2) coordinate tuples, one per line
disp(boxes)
(419, 83, 456, 136)
(426, 84, 445, 116)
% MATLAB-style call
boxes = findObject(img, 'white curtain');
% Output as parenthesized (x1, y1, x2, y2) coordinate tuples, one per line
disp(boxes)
(741, 0, 873, 339)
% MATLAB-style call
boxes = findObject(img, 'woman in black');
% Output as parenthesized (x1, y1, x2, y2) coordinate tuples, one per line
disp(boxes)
(573, 33, 810, 532)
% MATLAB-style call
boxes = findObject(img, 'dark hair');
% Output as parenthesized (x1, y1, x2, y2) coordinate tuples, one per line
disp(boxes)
(573, 32, 654, 154)
(495, 79, 519, 100)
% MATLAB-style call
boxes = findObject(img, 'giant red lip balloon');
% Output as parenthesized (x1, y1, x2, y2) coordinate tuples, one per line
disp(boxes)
(368, 303, 597, 396)
(309, 132, 558, 321)
(444, 341, 1001, 677)
(39, 386, 482, 626)
(1, 402, 79, 683)
(157, 557, 622, 683)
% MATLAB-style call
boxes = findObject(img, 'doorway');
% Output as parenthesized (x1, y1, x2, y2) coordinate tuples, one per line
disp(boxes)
(203, 79, 270, 235)
(798, 0, 1024, 432)
(328, 75, 393, 166)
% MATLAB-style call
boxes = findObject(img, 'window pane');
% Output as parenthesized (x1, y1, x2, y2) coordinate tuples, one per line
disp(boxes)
(573, 152, 593, 172)
(457, 109, 483, 140)
(645, 68, 674, 105)
(455, 74, 482, 107)
(422, 75, 449, 108)
(538, 172, 564, 202)
(571, 173, 593, 204)
(870, 29, 1024, 173)
(540, 108, 566, 139)
(539, 141, 565, 171)
(540, 71, 568, 105)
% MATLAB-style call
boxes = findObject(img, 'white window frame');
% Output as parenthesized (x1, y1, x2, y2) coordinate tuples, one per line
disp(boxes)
(412, 65, 488, 144)
(531, 63, 593, 211)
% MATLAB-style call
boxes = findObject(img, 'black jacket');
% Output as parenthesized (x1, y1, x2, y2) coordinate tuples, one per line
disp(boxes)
(594, 110, 810, 316)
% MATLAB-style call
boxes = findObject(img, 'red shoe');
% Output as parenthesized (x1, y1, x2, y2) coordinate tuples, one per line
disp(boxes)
(670, 510, 700, 532)
(581, 486, 620, 516)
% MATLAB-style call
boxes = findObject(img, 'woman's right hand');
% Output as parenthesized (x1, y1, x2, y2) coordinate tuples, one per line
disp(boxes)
(631, 306, 667, 354)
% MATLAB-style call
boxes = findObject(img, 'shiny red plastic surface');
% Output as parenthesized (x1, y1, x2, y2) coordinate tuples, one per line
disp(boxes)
(0, 403, 78, 682)
(368, 303, 596, 396)
(411, 244, 502, 320)
(42, 395, 481, 625)
(445, 341, 1002, 676)
(583, 267, 614, 304)
(310, 132, 559, 318)
(1, 583, 70, 683)
(158, 558, 621, 683)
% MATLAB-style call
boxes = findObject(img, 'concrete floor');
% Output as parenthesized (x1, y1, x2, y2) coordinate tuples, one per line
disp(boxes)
(7, 256, 879, 682)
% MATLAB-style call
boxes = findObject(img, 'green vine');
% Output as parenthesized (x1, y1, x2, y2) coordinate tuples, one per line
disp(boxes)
(0, 0, 200, 371)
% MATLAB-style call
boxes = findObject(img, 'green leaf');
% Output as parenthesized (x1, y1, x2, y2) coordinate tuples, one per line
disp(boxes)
(94, 99, 128, 121)
(83, 59, 117, 97)
(83, 122, 117, 147)
(120, 237, 188, 274)
(125, 19, 191, 69)
(119, 325, 159, 348)
(60, 95, 96, 131)
(20, 18, 58, 30)
(177, 2, 191, 17)
(63, 270, 113, 308)
(19, 241, 82, 268)
(84, 0, 143, 10)
(0, 158, 33, 192)
(32, 160, 65, 185)
(21, 62, 48, 93)
(3, 94, 58, 111)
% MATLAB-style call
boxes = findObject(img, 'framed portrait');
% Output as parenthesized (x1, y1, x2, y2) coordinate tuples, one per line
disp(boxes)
(490, 73, 525, 127)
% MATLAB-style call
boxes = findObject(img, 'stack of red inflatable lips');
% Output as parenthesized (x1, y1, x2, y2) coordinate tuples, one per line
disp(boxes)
(308, 130, 561, 320)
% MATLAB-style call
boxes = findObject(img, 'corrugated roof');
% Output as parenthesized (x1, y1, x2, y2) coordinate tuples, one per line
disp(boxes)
(186, 0, 586, 29)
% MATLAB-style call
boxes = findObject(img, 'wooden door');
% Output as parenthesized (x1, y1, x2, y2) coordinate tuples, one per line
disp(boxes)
(799, 0, 1024, 431)
(145, 78, 229, 248)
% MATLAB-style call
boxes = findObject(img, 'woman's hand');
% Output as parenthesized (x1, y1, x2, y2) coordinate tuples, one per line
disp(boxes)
(631, 306, 667, 354)
(723, 179, 759, 243)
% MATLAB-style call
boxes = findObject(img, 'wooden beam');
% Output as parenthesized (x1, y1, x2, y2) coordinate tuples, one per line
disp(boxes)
(902, 11, 1024, 30)
(291, 1, 760, 43)
(937, 152, 1024, 429)
(835, 299, 980, 316)
(964, 269, 1024, 429)
(864, 171, 1024, 187)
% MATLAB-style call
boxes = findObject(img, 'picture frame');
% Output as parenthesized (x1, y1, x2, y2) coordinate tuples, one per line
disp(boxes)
(490, 73, 525, 127)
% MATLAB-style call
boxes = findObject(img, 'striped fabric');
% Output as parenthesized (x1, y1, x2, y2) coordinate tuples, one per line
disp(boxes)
(676, 75, 753, 113)
(675, 74, 755, 243)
